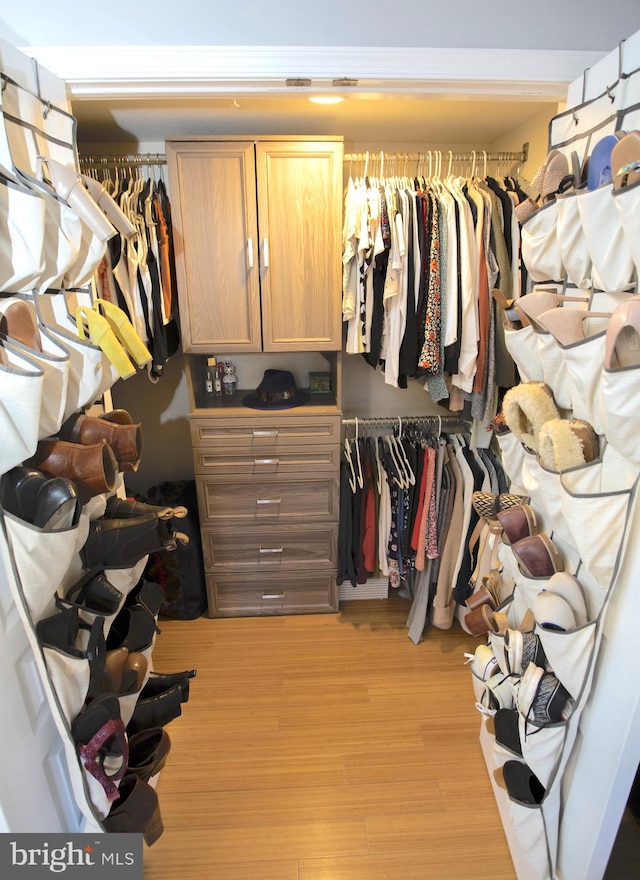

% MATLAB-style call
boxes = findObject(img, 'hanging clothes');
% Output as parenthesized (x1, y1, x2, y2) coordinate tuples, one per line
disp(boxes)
(342, 153, 530, 433)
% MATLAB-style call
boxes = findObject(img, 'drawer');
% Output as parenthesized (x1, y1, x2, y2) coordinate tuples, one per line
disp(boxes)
(202, 522, 338, 569)
(193, 444, 339, 475)
(196, 474, 339, 522)
(206, 570, 338, 617)
(190, 415, 341, 449)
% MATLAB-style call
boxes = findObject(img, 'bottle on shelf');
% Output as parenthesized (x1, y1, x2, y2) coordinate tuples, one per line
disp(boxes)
(214, 362, 223, 396)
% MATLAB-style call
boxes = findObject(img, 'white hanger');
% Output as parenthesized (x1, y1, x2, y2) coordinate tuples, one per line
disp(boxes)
(395, 416, 416, 486)
(343, 433, 356, 493)
(385, 430, 407, 489)
(354, 417, 364, 489)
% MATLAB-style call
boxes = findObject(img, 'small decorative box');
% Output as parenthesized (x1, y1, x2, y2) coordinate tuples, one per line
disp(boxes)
(309, 371, 332, 394)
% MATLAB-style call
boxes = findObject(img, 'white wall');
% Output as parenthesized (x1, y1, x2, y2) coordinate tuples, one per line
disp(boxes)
(1, 0, 638, 51)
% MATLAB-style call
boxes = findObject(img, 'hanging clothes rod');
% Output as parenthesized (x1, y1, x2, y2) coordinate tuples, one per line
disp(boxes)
(342, 415, 468, 428)
(344, 144, 528, 166)
(79, 152, 166, 169)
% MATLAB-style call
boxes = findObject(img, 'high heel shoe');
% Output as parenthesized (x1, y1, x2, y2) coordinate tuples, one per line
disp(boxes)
(536, 307, 611, 346)
(0, 297, 42, 350)
(103, 774, 164, 845)
(81, 175, 137, 240)
(102, 647, 148, 695)
(604, 295, 640, 369)
(106, 605, 160, 654)
(491, 289, 529, 329)
(60, 412, 143, 473)
(71, 695, 128, 802)
(94, 299, 152, 369)
(29, 438, 118, 504)
(41, 157, 117, 243)
(75, 307, 136, 380)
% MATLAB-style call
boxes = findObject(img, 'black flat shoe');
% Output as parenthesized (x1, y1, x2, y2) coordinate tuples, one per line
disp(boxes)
(124, 579, 165, 616)
(141, 668, 196, 702)
(126, 682, 185, 736)
(106, 605, 160, 653)
(62, 569, 123, 616)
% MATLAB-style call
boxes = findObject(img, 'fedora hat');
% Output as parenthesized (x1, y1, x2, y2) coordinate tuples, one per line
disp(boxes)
(241, 369, 310, 410)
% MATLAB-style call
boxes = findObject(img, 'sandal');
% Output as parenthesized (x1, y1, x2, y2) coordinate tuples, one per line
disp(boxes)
(612, 130, 640, 190)
(496, 504, 539, 545)
(71, 694, 128, 802)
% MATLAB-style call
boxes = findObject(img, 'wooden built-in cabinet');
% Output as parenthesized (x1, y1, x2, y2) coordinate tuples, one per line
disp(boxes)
(166, 136, 343, 353)
(167, 134, 343, 617)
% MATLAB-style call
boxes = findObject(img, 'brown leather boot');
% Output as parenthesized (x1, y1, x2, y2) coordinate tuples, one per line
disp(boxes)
(60, 410, 142, 472)
(30, 438, 118, 503)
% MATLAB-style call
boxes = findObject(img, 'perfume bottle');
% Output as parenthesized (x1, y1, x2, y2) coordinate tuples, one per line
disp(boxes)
(214, 362, 224, 395)
(222, 360, 237, 395)
(205, 355, 216, 395)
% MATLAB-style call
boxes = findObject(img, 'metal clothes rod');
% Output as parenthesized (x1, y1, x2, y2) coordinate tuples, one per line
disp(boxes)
(342, 415, 468, 427)
(79, 152, 167, 169)
(344, 144, 528, 165)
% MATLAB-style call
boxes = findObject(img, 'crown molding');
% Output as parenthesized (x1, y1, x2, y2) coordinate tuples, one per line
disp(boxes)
(21, 45, 605, 100)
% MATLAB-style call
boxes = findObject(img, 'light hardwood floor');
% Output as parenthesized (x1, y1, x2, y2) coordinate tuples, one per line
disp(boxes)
(143, 597, 516, 880)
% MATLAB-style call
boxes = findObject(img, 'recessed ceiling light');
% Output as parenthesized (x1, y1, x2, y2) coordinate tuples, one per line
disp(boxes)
(308, 96, 345, 105)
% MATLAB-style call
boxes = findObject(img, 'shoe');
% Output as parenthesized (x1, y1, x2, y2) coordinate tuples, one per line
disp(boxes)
(464, 644, 500, 681)
(124, 579, 165, 617)
(604, 295, 640, 370)
(472, 491, 529, 522)
(496, 504, 539, 545)
(60, 412, 143, 473)
(94, 299, 152, 369)
(491, 709, 523, 757)
(102, 647, 148, 695)
(496, 760, 545, 805)
(37, 606, 107, 699)
(478, 673, 519, 715)
(504, 628, 549, 676)
(126, 682, 185, 736)
(103, 774, 164, 845)
(502, 382, 560, 452)
(511, 534, 564, 580)
(587, 134, 620, 190)
(71, 695, 127, 802)
(29, 439, 118, 504)
(465, 582, 501, 612)
(0, 466, 80, 530)
(81, 512, 168, 570)
(41, 157, 117, 242)
(126, 728, 171, 782)
(541, 572, 589, 627)
(516, 663, 574, 725)
(516, 290, 589, 325)
(106, 605, 160, 653)
(140, 668, 196, 703)
(105, 495, 188, 521)
(75, 307, 136, 380)
(536, 307, 611, 347)
(537, 418, 600, 471)
(62, 569, 123, 616)
(81, 175, 137, 239)
(0, 297, 42, 349)
(612, 131, 640, 190)
(533, 591, 577, 632)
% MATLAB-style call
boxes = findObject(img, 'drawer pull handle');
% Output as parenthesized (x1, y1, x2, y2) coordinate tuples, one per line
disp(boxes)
(253, 429, 278, 437)
(259, 546, 283, 554)
(247, 237, 254, 269)
(262, 592, 284, 600)
(254, 457, 279, 465)
(256, 497, 281, 505)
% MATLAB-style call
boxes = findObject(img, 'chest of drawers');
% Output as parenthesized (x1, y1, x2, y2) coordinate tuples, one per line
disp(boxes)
(190, 412, 341, 617)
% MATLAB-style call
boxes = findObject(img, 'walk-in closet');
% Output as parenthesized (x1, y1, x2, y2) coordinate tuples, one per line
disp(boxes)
(1, 5, 640, 878)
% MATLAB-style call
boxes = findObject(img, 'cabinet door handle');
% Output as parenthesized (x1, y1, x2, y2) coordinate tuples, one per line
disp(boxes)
(254, 457, 279, 465)
(259, 546, 284, 554)
(262, 237, 269, 268)
(262, 591, 284, 600)
(256, 497, 281, 505)
(247, 237, 254, 268)
(253, 429, 278, 437)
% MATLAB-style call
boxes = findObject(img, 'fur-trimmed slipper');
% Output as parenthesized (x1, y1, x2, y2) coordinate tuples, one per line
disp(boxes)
(502, 382, 560, 451)
(537, 418, 600, 471)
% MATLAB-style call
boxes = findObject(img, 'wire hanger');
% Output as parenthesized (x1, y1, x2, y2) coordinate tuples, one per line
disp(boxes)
(354, 416, 364, 489)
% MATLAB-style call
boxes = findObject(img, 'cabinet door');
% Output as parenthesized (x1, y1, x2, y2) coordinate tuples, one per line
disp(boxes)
(256, 141, 343, 351)
(166, 141, 261, 352)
